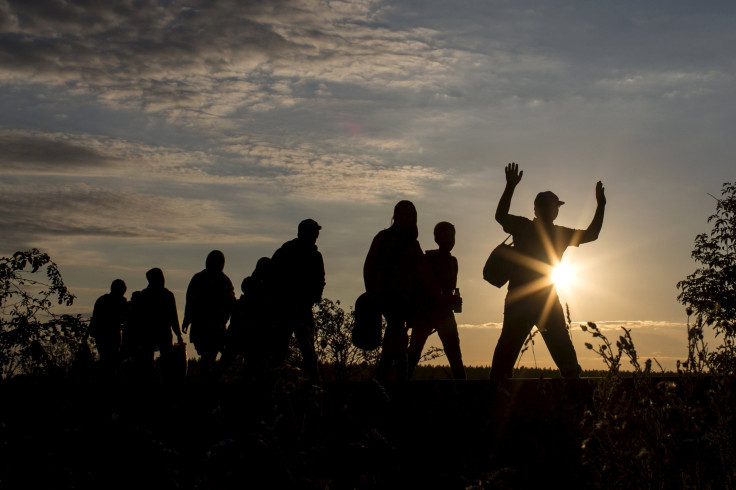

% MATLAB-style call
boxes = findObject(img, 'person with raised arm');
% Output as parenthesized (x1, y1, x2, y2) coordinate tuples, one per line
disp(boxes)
(489, 162, 606, 381)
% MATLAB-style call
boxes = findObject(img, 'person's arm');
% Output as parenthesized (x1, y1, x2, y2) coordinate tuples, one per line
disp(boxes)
(495, 162, 523, 227)
(578, 181, 606, 244)
(363, 233, 382, 294)
(169, 292, 183, 343)
(181, 276, 195, 334)
(315, 252, 325, 304)
(225, 277, 236, 312)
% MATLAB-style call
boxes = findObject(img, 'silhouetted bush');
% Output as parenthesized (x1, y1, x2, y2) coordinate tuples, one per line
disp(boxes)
(0, 249, 88, 379)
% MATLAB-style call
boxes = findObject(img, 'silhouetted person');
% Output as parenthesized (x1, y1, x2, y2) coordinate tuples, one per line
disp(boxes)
(364, 201, 432, 382)
(90, 279, 128, 377)
(221, 257, 275, 377)
(489, 162, 606, 381)
(408, 222, 466, 380)
(182, 250, 235, 379)
(129, 268, 183, 380)
(270, 219, 325, 382)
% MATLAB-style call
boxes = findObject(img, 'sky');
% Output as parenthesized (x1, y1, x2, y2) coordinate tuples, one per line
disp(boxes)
(1, 0, 734, 371)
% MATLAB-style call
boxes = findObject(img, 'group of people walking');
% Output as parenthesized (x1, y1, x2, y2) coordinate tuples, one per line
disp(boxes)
(90, 164, 606, 383)
(90, 219, 325, 381)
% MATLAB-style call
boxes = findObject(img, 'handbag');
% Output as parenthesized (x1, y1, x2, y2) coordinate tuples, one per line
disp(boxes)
(352, 292, 383, 350)
(483, 235, 518, 288)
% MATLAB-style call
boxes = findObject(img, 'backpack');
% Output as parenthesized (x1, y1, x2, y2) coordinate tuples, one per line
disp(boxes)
(352, 292, 383, 350)
(482, 235, 519, 288)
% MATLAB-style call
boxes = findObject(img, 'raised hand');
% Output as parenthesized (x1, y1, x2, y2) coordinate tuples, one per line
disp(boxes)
(596, 181, 606, 205)
(505, 162, 523, 187)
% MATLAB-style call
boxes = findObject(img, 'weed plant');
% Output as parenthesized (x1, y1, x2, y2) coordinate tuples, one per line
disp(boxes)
(580, 319, 736, 488)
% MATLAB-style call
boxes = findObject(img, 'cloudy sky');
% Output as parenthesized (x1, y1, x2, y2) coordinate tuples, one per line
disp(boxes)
(2, 0, 734, 370)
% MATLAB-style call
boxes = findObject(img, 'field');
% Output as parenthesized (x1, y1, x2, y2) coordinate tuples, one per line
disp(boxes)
(2, 362, 732, 489)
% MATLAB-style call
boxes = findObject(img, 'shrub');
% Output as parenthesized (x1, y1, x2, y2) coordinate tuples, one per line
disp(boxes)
(0, 249, 87, 379)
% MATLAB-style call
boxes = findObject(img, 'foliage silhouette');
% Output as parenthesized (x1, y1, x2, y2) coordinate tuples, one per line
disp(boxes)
(0, 249, 86, 379)
(677, 181, 736, 374)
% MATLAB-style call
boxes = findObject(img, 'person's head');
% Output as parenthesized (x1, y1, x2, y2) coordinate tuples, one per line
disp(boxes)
(145, 268, 165, 288)
(298, 219, 321, 244)
(390, 200, 418, 241)
(110, 279, 127, 296)
(433, 221, 456, 252)
(534, 191, 564, 223)
(205, 250, 225, 272)
(391, 200, 418, 229)
(253, 257, 271, 280)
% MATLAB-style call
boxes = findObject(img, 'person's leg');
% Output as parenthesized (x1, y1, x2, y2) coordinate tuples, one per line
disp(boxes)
(436, 313, 466, 380)
(489, 298, 533, 381)
(294, 309, 320, 383)
(407, 319, 432, 379)
(96, 339, 116, 378)
(194, 332, 221, 380)
(376, 313, 409, 382)
(539, 297, 582, 378)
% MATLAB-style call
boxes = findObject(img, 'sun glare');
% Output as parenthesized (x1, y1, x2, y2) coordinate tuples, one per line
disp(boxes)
(552, 261, 575, 290)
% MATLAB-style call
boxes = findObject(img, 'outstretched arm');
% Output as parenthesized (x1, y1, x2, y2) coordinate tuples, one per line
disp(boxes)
(578, 181, 606, 244)
(495, 162, 523, 226)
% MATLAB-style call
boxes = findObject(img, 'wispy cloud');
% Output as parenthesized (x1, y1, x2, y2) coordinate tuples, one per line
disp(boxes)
(0, 129, 449, 200)
(0, 0, 473, 125)
(459, 320, 688, 331)
(0, 181, 238, 247)
(0, 129, 118, 171)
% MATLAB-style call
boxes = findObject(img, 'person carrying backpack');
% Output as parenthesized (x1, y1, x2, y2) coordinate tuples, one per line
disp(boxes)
(489, 162, 606, 380)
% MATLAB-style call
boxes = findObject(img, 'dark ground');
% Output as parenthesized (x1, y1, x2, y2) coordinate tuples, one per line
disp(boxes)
(0, 371, 605, 490)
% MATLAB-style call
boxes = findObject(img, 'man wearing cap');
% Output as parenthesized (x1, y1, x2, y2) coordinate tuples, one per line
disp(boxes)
(489, 162, 606, 380)
(270, 219, 326, 381)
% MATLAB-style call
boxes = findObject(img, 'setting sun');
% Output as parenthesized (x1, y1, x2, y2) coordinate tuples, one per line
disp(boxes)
(551, 261, 575, 290)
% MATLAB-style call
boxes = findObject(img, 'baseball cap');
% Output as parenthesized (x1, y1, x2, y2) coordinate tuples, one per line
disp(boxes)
(534, 191, 565, 207)
(298, 218, 322, 232)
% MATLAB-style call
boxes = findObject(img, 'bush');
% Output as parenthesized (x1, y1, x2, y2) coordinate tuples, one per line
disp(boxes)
(0, 249, 87, 379)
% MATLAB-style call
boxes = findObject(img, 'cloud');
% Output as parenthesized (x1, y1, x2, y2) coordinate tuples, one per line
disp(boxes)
(577, 320, 688, 331)
(0, 129, 449, 203)
(0, 129, 120, 171)
(458, 320, 688, 331)
(0, 0, 474, 125)
(459, 322, 502, 330)
(0, 181, 240, 248)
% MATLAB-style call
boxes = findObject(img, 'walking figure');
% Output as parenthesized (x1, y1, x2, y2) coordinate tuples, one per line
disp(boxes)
(221, 257, 275, 377)
(408, 222, 466, 380)
(270, 219, 325, 382)
(489, 162, 606, 380)
(128, 268, 183, 379)
(364, 201, 433, 382)
(90, 279, 128, 377)
(182, 250, 235, 378)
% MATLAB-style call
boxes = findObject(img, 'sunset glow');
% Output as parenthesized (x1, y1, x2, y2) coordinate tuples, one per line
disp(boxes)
(552, 261, 575, 290)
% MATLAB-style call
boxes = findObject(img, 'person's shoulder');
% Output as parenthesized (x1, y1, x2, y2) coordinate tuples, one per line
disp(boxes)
(190, 269, 207, 281)
(509, 214, 531, 225)
(505, 214, 532, 233)
(373, 229, 389, 244)
(274, 238, 299, 255)
(553, 224, 576, 234)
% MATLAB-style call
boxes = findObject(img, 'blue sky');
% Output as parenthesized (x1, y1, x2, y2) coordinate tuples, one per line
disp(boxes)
(1, 0, 734, 369)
